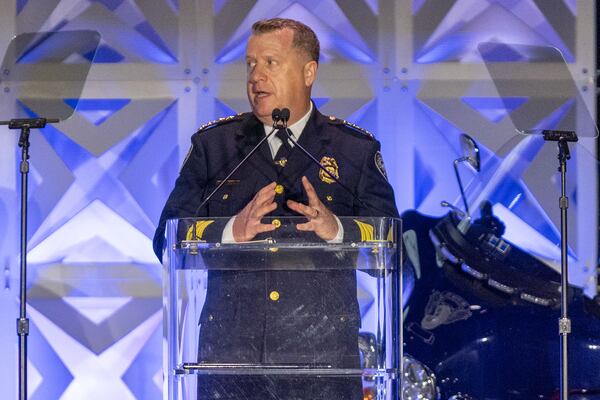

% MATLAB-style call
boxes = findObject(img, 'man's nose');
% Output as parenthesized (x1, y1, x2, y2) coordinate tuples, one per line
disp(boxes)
(248, 64, 266, 83)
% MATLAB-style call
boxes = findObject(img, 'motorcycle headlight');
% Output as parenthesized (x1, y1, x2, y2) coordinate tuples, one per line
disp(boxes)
(402, 354, 440, 400)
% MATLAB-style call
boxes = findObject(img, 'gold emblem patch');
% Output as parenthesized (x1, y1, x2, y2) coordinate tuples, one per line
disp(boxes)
(319, 156, 339, 184)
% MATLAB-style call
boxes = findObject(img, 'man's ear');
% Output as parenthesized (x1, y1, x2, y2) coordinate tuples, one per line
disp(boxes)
(303, 60, 318, 87)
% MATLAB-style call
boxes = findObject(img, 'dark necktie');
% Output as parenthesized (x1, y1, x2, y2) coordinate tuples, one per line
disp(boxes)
(274, 129, 292, 168)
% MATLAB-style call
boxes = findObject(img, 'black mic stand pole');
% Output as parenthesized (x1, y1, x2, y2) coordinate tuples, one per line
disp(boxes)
(558, 136, 571, 400)
(0, 117, 58, 400)
(542, 129, 578, 400)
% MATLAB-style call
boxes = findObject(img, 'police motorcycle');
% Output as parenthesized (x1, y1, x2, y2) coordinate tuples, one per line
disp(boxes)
(397, 133, 600, 399)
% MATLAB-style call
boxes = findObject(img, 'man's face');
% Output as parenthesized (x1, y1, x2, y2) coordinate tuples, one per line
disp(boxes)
(246, 28, 317, 125)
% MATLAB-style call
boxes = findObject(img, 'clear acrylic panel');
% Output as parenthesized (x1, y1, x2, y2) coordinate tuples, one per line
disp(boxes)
(162, 216, 403, 400)
(478, 42, 598, 138)
(0, 30, 100, 121)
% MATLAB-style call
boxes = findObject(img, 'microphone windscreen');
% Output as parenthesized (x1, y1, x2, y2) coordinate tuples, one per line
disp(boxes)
(280, 108, 290, 121)
(271, 108, 281, 121)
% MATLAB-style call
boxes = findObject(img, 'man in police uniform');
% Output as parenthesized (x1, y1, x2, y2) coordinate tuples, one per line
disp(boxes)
(154, 18, 398, 400)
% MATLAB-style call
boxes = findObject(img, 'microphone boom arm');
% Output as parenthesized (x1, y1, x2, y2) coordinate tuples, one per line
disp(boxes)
(189, 109, 284, 241)
(193, 127, 277, 216)
(283, 127, 370, 211)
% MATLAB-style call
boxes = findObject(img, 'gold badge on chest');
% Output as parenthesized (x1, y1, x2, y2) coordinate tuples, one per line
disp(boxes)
(319, 156, 339, 184)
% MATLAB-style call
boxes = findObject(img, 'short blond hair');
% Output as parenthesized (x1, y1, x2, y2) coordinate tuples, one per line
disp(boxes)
(251, 18, 320, 63)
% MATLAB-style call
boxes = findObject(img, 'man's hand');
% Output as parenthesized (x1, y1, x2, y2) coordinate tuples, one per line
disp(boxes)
(232, 182, 278, 242)
(287, 176, 339, 241)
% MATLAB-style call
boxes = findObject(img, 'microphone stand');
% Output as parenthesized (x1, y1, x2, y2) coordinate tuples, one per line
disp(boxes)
(557, 137, 573, 400)
(0, 117, 58, 400)
(542, 129, 577, 400)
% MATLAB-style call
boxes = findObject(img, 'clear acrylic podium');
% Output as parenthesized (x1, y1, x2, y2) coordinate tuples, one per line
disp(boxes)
(162, 217, 403, 400)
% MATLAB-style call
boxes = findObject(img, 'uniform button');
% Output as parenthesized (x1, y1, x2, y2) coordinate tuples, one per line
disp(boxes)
(222, 193, 229, 200)
(269, 291, 280, 301)
(272, 219, 281, 228)
(326, 195, 333, 202)
(208, 314, 214, 321)
(275, 184, 284, 195)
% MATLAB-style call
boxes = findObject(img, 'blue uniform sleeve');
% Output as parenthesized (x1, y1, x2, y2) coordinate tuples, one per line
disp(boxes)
(152, 136, 227, 262)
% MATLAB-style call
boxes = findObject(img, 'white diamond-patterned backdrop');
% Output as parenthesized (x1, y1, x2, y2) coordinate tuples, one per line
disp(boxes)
(0, 1, 596, 398)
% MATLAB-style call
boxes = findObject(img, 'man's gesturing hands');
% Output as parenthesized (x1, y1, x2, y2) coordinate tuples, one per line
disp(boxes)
(286, 176, 338, 241)
(232, 182, 278, 242)
(232, 177, 338, 242)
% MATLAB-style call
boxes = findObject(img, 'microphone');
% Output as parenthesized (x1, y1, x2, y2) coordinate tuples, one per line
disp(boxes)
(192, 108, 283, 218)
(280, 108, 290, 125)
(272, 108, 283, 124)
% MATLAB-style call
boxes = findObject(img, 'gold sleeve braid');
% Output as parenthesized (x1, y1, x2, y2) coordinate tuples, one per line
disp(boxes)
(186, 220, 215, 240)
(353, 219, 375, 241)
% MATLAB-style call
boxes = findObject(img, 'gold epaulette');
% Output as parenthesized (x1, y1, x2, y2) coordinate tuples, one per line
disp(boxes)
(197, 113, 245, 132)
(326, 115, 374, 139)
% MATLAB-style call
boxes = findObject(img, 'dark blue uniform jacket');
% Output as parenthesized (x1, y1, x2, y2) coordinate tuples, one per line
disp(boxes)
(153, 107, 398, 386)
